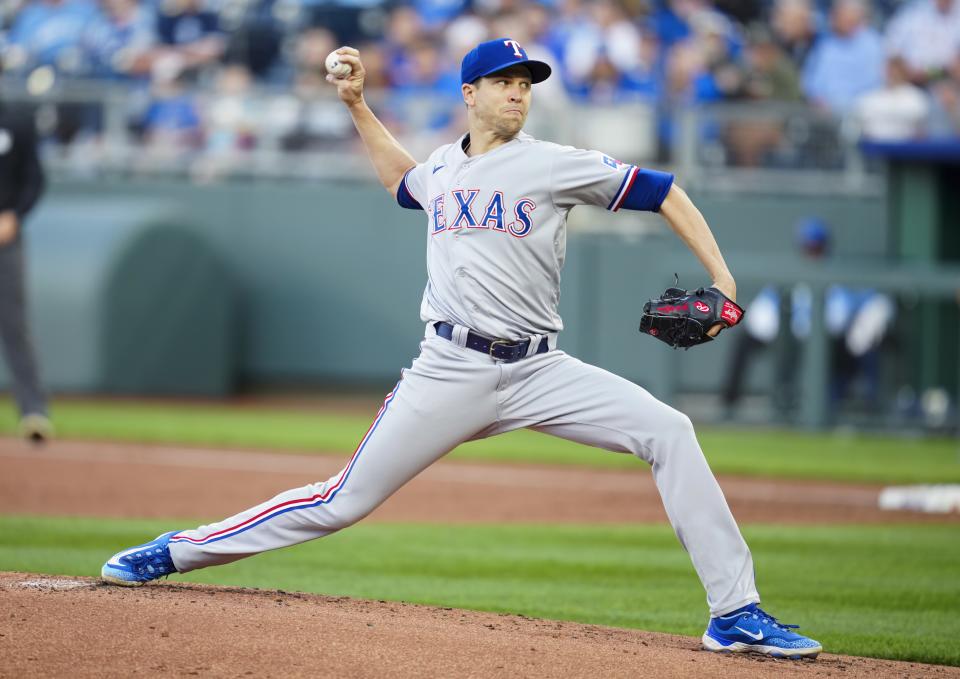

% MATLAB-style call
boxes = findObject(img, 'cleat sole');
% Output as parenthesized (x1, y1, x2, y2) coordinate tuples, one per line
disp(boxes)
(100, 574, 146, 587)
(702, 633, 821, 659)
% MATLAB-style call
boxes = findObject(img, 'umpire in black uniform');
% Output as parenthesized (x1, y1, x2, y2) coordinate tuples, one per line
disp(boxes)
(0, 62, 52, 443)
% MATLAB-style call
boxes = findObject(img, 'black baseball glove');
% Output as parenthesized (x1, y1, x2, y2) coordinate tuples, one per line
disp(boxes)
(639, 284, 744, 349)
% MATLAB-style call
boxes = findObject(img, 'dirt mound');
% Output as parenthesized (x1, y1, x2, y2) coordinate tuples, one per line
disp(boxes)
(1, 573, 954, 679)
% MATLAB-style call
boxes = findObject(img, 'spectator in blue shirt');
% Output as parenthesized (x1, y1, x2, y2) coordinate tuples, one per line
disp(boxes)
(139, 70, 202, 153)
(563, 0, 658, 102)
(3, 0, 97, 74)
(801, 0, 884, 114)
(157, 0, 218, 46)
(664, 8, 743, 108)
(649, 0, 742, 60)
(80, 0, 155, 79)
(412, 0, 468, 29)
(649, 0, 694, 50)
(388, 39, 461, 132)
(382, 5, 425, 87)
(154, 0, 225, 80)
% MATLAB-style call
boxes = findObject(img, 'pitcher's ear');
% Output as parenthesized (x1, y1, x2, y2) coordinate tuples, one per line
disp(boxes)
(462, 82, 476, 106)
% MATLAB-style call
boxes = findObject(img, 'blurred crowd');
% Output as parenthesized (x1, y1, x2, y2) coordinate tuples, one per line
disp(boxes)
(1, 0, 959, 167)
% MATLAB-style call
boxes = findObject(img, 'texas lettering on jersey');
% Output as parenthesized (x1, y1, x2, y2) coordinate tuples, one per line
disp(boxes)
(428, 189, 537, 238)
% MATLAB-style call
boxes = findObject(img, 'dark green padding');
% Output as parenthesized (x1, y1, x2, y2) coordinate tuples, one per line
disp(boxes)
(100, 224, 237, 395)
(8, 198, 237, 395)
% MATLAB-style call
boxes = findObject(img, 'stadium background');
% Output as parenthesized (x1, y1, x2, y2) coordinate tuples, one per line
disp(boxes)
(1, 0, 959, 674)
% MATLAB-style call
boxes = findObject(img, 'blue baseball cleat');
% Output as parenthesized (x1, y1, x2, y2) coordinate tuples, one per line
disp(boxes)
(101, 531, 179, 586)
(702, 603, 822, 659)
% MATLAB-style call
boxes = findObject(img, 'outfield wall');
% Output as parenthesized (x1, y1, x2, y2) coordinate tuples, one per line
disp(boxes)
(0, 178, 887, 402)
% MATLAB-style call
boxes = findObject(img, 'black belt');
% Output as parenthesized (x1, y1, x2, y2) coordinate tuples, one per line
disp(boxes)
(434, 322, 549, 363)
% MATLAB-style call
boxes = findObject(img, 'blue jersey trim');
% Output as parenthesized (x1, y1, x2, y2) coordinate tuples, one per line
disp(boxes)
(607, 167, 634, 211)
(396, 168, 423, 210)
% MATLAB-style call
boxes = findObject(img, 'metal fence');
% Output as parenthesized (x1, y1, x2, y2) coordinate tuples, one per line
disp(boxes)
(2, 76, 884, 194)
(673, 102, 881, 196)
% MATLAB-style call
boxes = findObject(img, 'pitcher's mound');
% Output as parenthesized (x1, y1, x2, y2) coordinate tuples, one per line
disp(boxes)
(0, 572, 952, 678)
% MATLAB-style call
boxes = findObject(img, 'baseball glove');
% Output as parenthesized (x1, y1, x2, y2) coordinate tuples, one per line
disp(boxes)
(639, 284, 744, 349)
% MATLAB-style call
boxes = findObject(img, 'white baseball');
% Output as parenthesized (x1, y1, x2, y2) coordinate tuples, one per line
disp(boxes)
(325, 51, 352, 79)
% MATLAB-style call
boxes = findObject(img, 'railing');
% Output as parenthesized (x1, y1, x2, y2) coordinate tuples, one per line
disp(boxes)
(673, 102, 882, 196)
(2, 76, 890, 194)
(674, 255, 960, 430)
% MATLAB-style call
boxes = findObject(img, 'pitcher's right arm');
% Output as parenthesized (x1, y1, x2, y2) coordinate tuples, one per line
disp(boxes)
(327, 47, 417, 197)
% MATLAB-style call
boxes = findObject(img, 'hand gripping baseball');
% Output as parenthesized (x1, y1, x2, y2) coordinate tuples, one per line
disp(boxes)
(325, 47, 366, 107)
(639, 284, 744, 349)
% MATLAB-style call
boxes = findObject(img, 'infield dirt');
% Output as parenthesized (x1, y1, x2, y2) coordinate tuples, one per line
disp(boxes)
(1, 437, 957, 678)
(2, 438, 957, 524)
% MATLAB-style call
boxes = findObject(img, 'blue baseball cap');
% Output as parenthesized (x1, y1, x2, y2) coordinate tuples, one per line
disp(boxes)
(797, 217, 830, 247)
(461, 38, 552, 85)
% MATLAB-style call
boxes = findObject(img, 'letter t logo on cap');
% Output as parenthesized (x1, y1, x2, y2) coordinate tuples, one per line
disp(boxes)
(503, 40, 523, 57)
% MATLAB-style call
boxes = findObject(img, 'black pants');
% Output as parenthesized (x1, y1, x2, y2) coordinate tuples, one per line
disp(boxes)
(0, 238, 47, 417)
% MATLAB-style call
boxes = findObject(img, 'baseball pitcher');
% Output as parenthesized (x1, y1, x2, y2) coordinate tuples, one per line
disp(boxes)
(102, 39, 821, 659)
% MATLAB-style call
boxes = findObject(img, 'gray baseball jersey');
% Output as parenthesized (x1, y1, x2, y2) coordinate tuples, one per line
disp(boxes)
(398, 131, 673, 340)
(164, 132, 760, 618)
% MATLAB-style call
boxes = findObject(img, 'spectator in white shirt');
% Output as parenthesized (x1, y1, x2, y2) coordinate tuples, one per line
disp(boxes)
(856, 56, 931, 140)
(885, 0, 960, 85)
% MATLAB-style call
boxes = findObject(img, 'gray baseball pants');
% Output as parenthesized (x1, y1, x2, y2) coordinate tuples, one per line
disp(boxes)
(170, 324, 759, 616)
(0, 240, 47, 418)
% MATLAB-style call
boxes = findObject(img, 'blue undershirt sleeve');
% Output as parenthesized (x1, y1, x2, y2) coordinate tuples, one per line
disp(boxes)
(619, 169, 674, 212)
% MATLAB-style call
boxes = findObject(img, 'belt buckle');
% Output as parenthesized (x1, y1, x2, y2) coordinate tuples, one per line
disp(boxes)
(488, 339, 512, 359)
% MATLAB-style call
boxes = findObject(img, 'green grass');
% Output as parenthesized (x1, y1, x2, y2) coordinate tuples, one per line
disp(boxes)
(3, 398, 958, 484)
(1, 516, 958, 666)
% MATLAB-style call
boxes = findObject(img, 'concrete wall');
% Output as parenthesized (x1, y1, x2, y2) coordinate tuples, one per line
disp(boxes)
(0, 197, 236, 394)
(11, 178, 885, 397)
